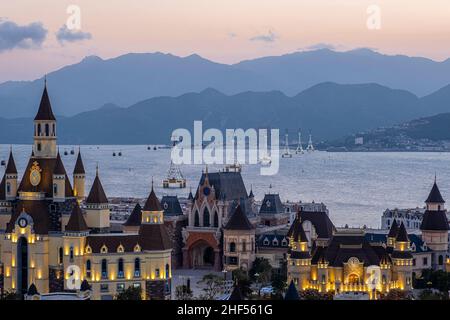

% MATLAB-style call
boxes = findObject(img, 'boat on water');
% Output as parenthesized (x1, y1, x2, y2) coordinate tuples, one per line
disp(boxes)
(163, 160, 186, 188)
(281, 132, 292, 158)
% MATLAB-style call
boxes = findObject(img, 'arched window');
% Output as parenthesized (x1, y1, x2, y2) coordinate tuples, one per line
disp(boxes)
(439, 255, 444, 265)
(242, 240, 247, 252)
(165, 263, 170, 279)
(37, 143, 41, 152)
(6, 182, 11, 195)
(86, 260, 91, 278)
(134, 258, 141, 277)
(213, 211, 219, 228)
(45, 123, 49, 136)
(58, 247, 63, 264)
(101, 259, 108, 279)
(194, 211, 199, 227)
(229, 242, 236, 252)
(203, 208, 210, 227)
(37, 123, 41, 136)
(118, 258, 124, 278)
(69, 246, 74, 262)
(52, 124, 56, 136)
(53, 183, 58, 196)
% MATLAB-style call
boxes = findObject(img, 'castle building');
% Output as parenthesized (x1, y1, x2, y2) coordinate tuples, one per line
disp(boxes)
(0, 83, 172, 300)
(258, 193, 290, 227)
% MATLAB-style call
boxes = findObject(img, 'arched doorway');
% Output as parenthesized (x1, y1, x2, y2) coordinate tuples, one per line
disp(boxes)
(17, 237, 28, 294)
(191, 241, 215, 268)
(348, 273, 359, 285)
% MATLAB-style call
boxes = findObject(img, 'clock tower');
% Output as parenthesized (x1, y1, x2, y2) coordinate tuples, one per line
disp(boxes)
(33, 81, 57, 159)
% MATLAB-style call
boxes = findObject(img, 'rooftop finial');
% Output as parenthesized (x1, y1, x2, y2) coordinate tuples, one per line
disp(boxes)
(96, 163, 99, 176)
(151, 176, 154, 190)
(435, 172, 437, 183)
(44, 74, 47, 86)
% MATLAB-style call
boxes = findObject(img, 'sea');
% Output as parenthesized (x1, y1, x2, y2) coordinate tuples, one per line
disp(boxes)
(1, 144, 449, 229)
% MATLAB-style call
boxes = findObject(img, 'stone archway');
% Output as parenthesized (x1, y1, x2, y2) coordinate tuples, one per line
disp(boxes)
(183, 233, 222, 271)
(191, 240, 215, 268)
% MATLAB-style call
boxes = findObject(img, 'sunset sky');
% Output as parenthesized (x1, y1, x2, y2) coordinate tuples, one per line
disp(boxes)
(1, 0, 449, 82)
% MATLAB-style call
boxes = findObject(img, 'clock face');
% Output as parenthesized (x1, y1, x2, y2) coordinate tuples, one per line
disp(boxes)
(18, 218, 28, 228)
(203, 187, 210, 196)
(30, 169, 41, 186)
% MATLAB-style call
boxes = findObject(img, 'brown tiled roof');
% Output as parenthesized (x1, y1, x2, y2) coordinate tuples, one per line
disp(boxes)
(287, 211, 308, 242)
(395, 222, 409, 242)
(387, 219, 399, 238)
(420, 210, 450, 231)
(73, 150, 85, 174)
(224, 205, 253, 230)
(66, 202, 89, 232)
(143, 187, 161, 211)
(426, 181, 445, 203)
(5, 150, 17, 174)
(34, 85, 56, 121)
(86, 234, 140, 253)
(18, 157, 74, 197)
(123, 203, 142, 226)
(53, 152, 66, 175)
(86, 174, 108, 204)
(0, 175, 5, 200)
(6, 200, 52, 234)
(138, 223, 172, 251)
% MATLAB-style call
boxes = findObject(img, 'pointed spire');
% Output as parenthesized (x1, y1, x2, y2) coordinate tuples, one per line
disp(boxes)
(34, 80, 56, 121)
(228, 283, 244, 301)
(224, 205, 253, 230)
(80, 279, 91, 292)
(143, 181, 162, 211)
(387, 219, 399, 238)
(188, 187, 194, 201)
(53, 151, 66, 175)
(395, 222, 409, 242)
(284, 280, 300, 300)
(249, 184, 254, 198)
(73, 148, 85, 174)
(124, 203, 142, 226)
(86, 168, 108, 204)
(287, 210, 308, 243)
(425, 179, 445, 204)
(27, 283, 39, 296)
(65, 202, 89, 232)
(5, 147, 17, 174)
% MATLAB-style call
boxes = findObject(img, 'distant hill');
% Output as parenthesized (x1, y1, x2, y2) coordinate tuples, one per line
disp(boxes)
(1, 82, 450, 145)
(1, 49, 450, 118)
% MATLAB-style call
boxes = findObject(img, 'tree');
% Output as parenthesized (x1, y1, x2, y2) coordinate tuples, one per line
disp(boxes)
(175, 284, 193, 300)
(419, 288, 448, 300)
(271, 273, 287, 299)
(197, 273, 224, 300)
(232, 268, 252, 298)
(0, 290, 22, 300)
(115, 286, 142, 300)
(250, 258, 272, 285)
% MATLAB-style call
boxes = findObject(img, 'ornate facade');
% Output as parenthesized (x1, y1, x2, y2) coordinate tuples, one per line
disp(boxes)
(0, 83, 172, 300)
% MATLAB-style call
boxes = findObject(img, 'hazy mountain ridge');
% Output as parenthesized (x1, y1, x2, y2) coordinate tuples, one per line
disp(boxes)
(1, 82, 450, 145)
(1, 49, 450, 118)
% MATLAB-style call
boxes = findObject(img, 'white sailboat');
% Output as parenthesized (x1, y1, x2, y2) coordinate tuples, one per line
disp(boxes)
(282, 132, 292, 158)
(295, 130, 304, 154)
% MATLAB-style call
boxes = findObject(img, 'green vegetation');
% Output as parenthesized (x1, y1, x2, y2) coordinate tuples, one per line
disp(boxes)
(115, 286, 142, 300)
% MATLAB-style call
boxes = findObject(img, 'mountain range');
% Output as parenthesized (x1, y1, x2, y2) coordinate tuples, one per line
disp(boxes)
(1, 48, 450, 118)
(1, 82, 450, 145)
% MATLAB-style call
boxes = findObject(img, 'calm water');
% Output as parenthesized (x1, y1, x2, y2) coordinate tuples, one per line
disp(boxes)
(1, 144, 449, 229)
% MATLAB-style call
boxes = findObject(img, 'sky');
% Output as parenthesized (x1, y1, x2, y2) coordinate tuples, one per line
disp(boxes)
(0, 0, 449, 83)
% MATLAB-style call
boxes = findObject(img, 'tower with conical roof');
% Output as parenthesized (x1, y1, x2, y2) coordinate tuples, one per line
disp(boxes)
(223, 205, 255, 272)
(33, 81, 57, 159)
(52, 152, 67, 202)
(287, 210, 311, 291)
(73, 148, 86, 202)
(391, 222, 413, 290)
(386, 219, 399, 250)
(420, 178, 449, 270)
(5, 147, 18, 200)
(85, 166, 110, 232)
(141, 181, 164, 225)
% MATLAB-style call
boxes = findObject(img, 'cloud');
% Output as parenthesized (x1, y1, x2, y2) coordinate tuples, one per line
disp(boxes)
(56, 25, 92, 44)
(249, 30, 279, 43)
(0, 20, 47, 52)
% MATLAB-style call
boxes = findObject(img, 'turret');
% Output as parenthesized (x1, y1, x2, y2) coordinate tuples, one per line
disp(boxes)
(141, 182, 164, 225)
(420, 178, 449, 270)
(73, 149, 86, 201)
(52, 152, 66, 202)
(5, 148, 18, 200)
(386, 219, 399, 249)
(123, 203, 142, 233)
(85, 167, 110, 232)
(33, 81, 57, 159)
(391, 222, 413, 290)
(287, 210, 311, 291)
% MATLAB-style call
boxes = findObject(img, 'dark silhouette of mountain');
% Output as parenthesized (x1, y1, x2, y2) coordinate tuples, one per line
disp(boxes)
(2, 82, 450, 145)
(1, 49, 450, 118)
